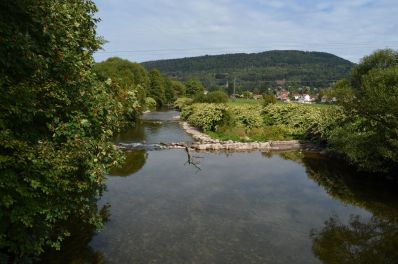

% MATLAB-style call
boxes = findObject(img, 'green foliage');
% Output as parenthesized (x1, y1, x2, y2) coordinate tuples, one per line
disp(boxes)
(148, 69, 166, 106)
(182, 102, 343, 142)
(145, 97, 157, 110)
(227, 98, 262, 106)
(185, 79, 204, 97)
(181, 104, 230, 131)
(95, 57, 182, 108)
(171, 80, 186, 98)
(0, 0, 130, 260)
(351, 49, 398, 90)
(330, 49, 398, 173)
(228, 105, 263, 129)
(263, 95, 277, 106)
(323, 79, 354, 105)
(174, 97, 193, 110)
(142, 50, 354, 92)
(193, 91, 229, 103)
(263, 104, 320, 137)
(242, 91, 253, 99)
(94, 57, 149, 106)
(163, 77, 176, 104)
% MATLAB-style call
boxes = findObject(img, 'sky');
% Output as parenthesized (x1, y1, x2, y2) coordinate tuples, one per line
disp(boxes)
(93, 0, 398, 63)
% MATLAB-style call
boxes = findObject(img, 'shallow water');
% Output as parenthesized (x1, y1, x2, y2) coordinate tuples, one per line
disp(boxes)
(42, 111, 398, 264)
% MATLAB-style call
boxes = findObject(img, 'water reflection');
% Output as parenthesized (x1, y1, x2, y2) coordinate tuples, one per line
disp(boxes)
(311, 215, 398, 264)
(109, 150, 147, 177)
(41, 109, 398, 263)
(293, 153, 398, 264)
(39, 205, 110, 264)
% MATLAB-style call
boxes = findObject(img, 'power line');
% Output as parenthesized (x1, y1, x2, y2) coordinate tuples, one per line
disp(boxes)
(96, 42, 398, 54)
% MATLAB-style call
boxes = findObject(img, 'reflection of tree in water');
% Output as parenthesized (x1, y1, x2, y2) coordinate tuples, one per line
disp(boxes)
(113, 120, 146, 143)
(39, 205, 110, 264)
(302, 155, 398, 220)
(109, 150, 147, 176)
(311, 215, 398, 264)
(300, 153, 398, 264)
(262, 151, 398, 263)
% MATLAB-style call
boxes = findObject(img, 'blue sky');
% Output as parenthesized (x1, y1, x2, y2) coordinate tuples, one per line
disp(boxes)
(93, 0, 398, 63)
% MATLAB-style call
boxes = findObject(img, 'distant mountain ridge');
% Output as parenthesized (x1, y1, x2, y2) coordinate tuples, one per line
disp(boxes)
(142, 50, 355, 93)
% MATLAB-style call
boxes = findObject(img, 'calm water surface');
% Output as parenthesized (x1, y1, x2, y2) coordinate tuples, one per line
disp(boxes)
(42, 111, 398, 264)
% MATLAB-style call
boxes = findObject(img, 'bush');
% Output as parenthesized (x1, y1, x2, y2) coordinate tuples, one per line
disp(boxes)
(174, 97, 193, 110)
(262, 103, 345, 140)
(181, 103, 230, 131)
(194, 91, 229, 103)
(182, 102, 344, 142)
(228, 105, 263, 129)
(145, 97, 157, 110)
(263, 95, 277, 106)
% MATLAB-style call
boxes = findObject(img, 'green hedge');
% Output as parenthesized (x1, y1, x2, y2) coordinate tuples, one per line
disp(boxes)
(182, 103, 345, 142)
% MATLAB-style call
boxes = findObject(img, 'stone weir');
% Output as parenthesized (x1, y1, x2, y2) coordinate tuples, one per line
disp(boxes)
(116, 121, 321, 152)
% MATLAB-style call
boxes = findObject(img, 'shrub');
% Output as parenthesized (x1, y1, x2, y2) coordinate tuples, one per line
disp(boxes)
(182, 103, 230, 131)
(194, 91, 229, 103)
(228, 105, 263, 129)
(262, 103, 345, 141)
(145, 97, 157, 110)
(263, 95, 277, 106)
(174, 97, 193, 110)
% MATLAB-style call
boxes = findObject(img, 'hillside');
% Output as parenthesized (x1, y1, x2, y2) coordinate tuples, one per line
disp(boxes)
(142, 50, 355, 94)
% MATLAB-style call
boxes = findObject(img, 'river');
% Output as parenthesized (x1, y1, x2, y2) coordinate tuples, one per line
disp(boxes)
(42, 110, 398, 264)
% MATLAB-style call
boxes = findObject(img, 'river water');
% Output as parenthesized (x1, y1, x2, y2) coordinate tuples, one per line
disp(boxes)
(42, 110, 398, 264)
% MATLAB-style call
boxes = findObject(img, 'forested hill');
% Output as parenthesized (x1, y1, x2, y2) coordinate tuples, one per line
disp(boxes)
(142, 50, 355, 93)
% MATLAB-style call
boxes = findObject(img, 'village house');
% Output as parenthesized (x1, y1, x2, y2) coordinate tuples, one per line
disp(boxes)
(276, 91, 290, 102)
(295, 93, 314, 104)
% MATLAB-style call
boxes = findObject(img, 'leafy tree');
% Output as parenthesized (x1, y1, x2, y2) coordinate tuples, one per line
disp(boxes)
(171, 80, 186, 98)
(185, 79, 204, 97)
(0, 0, 130, 260)
(163, 77, 176, 104)
(330, 49, 398, 173)
(174, 97, 193, 110)
(324, 79, 354, 104)
(145, 97, 157, 110)
(148, 70, 166, 106)
(94, 57, 149, 106)
(193, 91, 229, 103)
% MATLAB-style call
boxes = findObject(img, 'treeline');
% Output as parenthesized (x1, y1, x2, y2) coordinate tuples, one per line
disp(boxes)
(142, 50, 354, 93)
(179, 49, 398, 175)
(94, 57, 205, 108)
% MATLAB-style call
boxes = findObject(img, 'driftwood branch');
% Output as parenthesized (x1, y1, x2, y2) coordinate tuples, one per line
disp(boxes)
(184, 146, 202, 170)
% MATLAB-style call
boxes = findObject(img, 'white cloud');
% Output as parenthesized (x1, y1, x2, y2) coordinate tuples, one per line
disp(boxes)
(94, 0, 398, 63)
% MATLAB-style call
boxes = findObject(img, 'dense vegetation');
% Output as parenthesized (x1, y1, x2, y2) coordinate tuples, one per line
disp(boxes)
(193, 90, 229, 104)
(0, 1, 142, 261)
(181, 102, 344, 142)
(327, 49, 398, 173)
(181, 49, 398, 175)
(142, 50, 354, 94)
(0, 0, 396, 261)
(94, 57, 186, 107)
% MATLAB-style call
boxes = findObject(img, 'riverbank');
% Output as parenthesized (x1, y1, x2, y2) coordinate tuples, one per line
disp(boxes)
(181, 121, 323, 152)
